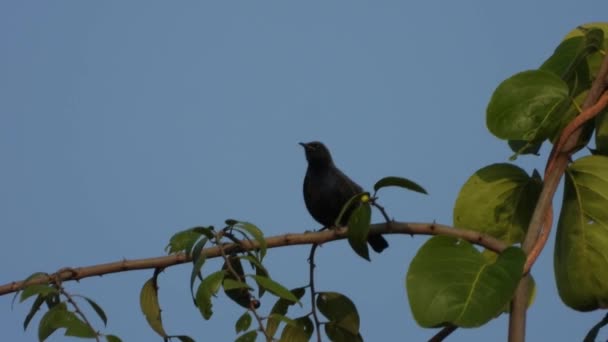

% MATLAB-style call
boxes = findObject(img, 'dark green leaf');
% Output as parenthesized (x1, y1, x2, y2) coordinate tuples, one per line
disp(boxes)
(189, 237, 208, 301)
(235, 330, 257, 342)
(507, 140, 542, 159)
(223, 258, 252, 309)
(38, 302, 67, 341)
(249, 275, 300, 304)
(555, 155, 608, 311)
(316, 292, 360, 336)
(279, 316, 314, 342)
(62, 311, 97, 338)
(223, 278, 251, 291)
(325, 323, 363, 342)
(139, 278, 167, 337)
(266, 287, 306, 338)
(23, 294, 45, 330)
(80, 296, 108, 327)
(235, 311, 252, 333)
(583, 312, 608, 342)
(373, 176, 428, 194)
(406, 236, 525, 327)
(195, 270, 225, 320)
(453, 163, 542, 245)
(347, 203, 371, 261)
(334, 192, 367, 227)
(595, 107, 608, 155)
(234, 221, 267, 261)
(486, 70, 569, 141)
(173, 335, 196, 342)
(20, 284, 58, 303)
(37, 302, 96, 340)
(105, 335, 122, 342)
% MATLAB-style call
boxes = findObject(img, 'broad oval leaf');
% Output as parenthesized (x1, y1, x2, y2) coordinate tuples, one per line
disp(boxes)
(555, 155, 608, 311)
(325, 323, 363, 342)
(453, 163, 542, 245)
(373, 176, 428, 194)
(249, 275, 300, 304)
(486, 70, 569, 141)
(196, 270, 226, 320)
(316, 292, 360, 336)
(406, 236, 525, 328)
(347, 203, 371, 261)
(279, 316, 313, 342)
(38, 303, 67, 341)
(139, 278, 167, 337)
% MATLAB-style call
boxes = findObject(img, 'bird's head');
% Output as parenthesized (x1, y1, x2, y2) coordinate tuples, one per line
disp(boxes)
(299, 141, 334, 167)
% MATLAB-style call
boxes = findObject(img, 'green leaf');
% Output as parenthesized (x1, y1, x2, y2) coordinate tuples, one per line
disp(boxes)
(316, 292, 360, 336)
(540, 28, 603, 95)
(223, 258, 252, 309)
(105, 335, 123, 342)
(195, 270, 225, 320)
(235, 330, 257, 342)
(233, 221, 267, 261)
(595, 107, 608, 155)
(555, 155, 608, 311)
(325, 323, 363, 342)
(23, 294, 46, 330)
(139, 278, 167, 337)
(583, 312, 608, 342)
(406, 236, 525, 327)
(334, 192, 367, 227)
(189, 237, 208, 301)
(249, 275, 300, 304)
(507, 140, 542, 159)
(266, 287, 306, 338)
(486, 69, 570, 141)
(37, 302, 97, 340)
(223, 278, 251, 291)
(173, 335, 196, 342)
(165, 227, 212, 254)
(453, 164, 542, 245)
(279, 316, 314, 342)
(80, 296, 108, 327)
(373, 176, 428, 194)
(235, 311, 252, 333)
(347, 203, 372, 261)
(20, 284, 58, 303)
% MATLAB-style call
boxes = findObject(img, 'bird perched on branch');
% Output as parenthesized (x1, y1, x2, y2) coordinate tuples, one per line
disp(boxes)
(299, 141, 389, 253)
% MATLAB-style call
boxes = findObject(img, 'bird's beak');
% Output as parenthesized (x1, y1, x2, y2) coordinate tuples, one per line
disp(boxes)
(299, 142, 308, 149)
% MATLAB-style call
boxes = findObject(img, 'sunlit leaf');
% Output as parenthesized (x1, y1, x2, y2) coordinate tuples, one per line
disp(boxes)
(407, 236, 525, 327)
(487, 70, 569, 142)
(139, 278, 167, 337)
(454, 164, 542, 245)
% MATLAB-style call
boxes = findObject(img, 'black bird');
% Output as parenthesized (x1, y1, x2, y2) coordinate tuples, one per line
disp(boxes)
(300, 141, 388, 253)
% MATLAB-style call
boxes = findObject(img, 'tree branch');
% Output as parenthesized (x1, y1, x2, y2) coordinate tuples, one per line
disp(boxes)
(508, 50, 608, 342)
(0, 221, 507, 297)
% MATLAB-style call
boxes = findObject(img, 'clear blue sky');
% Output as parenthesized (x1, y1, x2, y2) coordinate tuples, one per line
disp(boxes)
(1, 1, 607, 341)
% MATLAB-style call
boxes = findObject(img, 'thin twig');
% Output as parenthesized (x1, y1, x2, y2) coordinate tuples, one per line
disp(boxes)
(428, 325, 457, 342)
(307, 243, 322, 342)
